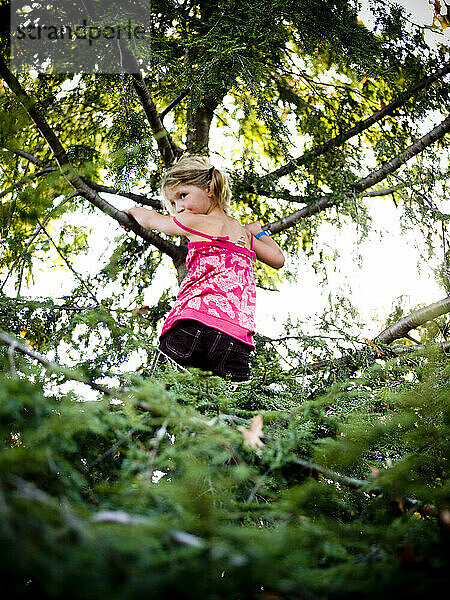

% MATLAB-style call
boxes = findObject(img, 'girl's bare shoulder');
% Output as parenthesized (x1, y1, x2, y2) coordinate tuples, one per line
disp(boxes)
(174, 212, 224, 238)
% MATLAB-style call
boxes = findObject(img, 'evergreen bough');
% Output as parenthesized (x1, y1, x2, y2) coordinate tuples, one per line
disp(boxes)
(0, 341, 448, 599)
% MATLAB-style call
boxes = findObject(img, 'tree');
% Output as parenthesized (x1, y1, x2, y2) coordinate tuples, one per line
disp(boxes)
(0, 1, 449, 597)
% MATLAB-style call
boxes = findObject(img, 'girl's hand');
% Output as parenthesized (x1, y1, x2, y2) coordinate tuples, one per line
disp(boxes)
(123, 207, 140, 218)
(245, 220, 284, 269)
(245, 221, 264, 235)
(122, 206, 155, 229)
(121, 207, 141, 231)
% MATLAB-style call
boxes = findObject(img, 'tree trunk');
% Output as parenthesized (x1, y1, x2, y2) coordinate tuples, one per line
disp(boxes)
(186, 96, 219, 154)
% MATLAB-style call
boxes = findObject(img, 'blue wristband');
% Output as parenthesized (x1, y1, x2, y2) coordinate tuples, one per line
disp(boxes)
(255, 230, 271, 239)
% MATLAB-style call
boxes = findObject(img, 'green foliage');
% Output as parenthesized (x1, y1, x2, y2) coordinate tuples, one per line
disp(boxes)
(2, 0, 447, 289)
(1, 3, 450, 595)
(0, 341, 448, 598)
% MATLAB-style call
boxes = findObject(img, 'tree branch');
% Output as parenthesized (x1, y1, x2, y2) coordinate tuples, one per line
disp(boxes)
(257, 186, 404, 204)
(159, 86, 193, 123)
(291, 458, 441, 520)
(81, 178, 161, 208)
(2, 146, 46, 167)
(0, 166, 59, 199)
(0, 194, 76, 294)
(255, 62, 450, 186)
(0, 58, 185, 265)
(292, 458, 369, 489)
(130, 72, 180, 166)
(363, 187, 401, 197)
(114, 44, 182, 164)
(353, 115, 450, 193)
(296, 295, 450, 374)
(265, 114, 450, 234)
(0, 329, 114, 396)
(1, 148, 161, 208)
(375, 295, 450, 345)
(389, 341, 450, 354)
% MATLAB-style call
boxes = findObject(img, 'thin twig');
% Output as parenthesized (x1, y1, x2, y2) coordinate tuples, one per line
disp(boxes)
(246, 468, 271, 503)
(159, 86, 193, 123)
(1, 194, 76, 293)
(36, 218, 99, 304)
(0, 166, 59, 199)
(0, 330, 114, 396)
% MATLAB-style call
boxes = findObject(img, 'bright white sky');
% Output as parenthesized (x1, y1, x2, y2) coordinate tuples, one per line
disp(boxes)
(4, 0, 449, 345)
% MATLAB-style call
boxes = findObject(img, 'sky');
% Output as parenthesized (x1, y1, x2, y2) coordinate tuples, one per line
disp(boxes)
(3, 0, 449, 347)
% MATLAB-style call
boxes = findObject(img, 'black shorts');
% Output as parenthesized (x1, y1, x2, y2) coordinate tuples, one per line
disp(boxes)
(159, 319, 252, 382)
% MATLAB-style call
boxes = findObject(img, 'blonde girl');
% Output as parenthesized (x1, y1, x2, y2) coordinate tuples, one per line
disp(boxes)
(125, 154, 284, 381)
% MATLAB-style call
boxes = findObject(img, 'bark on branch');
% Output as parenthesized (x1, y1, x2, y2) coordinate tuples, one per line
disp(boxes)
(255, 62, 450, 186)
(375, 296, 450, 345)
(0, 329, 114, 396)
(81, 178, 161, 208)
(0, 58, 185, 265)
(265, 114, 450, 235)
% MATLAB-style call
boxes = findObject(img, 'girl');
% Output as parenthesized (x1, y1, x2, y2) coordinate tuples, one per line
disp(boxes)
(125, 155, 284, 381)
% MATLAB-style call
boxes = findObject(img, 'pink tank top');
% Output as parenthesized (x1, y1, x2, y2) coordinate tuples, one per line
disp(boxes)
(160, 217, 257, 347)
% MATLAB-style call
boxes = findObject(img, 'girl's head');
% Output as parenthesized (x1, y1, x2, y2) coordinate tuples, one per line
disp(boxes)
(161, 154, 231, 215)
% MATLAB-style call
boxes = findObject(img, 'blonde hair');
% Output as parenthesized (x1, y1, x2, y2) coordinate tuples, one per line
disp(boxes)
(161, 154, 231, 215)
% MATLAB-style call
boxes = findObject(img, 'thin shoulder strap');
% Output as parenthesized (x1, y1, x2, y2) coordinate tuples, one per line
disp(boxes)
(173, 217, 229, 241)
(250, 233, 254, 252)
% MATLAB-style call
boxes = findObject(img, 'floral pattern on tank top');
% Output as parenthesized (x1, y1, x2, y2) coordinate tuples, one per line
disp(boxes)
(160, 240, 256, 346)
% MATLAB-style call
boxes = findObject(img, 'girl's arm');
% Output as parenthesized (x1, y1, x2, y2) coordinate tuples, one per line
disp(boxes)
(124, 206, 184, 236)
(245, 221, 285, 269)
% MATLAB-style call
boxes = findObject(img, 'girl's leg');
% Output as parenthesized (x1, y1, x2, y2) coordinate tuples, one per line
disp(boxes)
(207, 334, 252, 382)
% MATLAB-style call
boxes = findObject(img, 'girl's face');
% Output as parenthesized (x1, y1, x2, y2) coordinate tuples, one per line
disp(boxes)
(166, 184, 213, 215)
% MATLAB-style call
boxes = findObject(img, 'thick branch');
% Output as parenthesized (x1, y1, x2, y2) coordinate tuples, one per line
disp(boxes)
(114, 45, 181, 164)
(256, 62, 450, 186)
(2, 149, 160, 208)
(257, 186, 403, 204)
(186, 95, 219, 154)
(375, 296, 450, 345)
(3, 147, 46, 167)
(266, 114, 450, 234)
(130, 73, 178, 166)
(354, 115, 450, 193)
(0, 58, 184, 264)
(81, 178, 161, 208)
